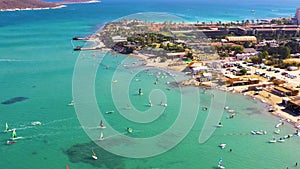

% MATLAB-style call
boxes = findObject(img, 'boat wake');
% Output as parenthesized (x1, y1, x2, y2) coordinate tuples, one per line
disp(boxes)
(43, 117, 74, 125)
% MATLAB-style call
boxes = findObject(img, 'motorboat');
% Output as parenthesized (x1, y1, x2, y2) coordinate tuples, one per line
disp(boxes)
(31, 121, 42, 126)
(219, 143, 226, 149)
(269, 138, 277, 143)
(274, 129, 280, 134)
(217, 122, 223, 128)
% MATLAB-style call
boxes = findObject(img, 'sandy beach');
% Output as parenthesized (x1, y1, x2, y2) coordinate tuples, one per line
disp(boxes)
(132, 52, 188, 72)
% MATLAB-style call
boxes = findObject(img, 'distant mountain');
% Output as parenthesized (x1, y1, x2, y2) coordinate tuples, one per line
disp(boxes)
(0, 0, 59, 10)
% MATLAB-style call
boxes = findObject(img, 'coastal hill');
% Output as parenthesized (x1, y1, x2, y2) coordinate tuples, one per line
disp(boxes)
(0, 0, 99, 11)
(60, 0, 100, 4)
(0, 0, 58, 10)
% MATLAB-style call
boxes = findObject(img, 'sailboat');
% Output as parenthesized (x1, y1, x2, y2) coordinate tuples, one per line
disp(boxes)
(5, 122, 12, 132)
(149, 100, 153, 107)
(98, 131, 104, 141)
(218, 158, 225, 169)
(10, 129, 22, 140)
(92, 149, 98, 160)
(138, 88, 143, 95)
(99, 120, 106, 129)
(68, 100, 74, 106)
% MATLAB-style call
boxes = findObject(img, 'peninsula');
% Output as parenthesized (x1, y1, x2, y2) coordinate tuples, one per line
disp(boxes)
(0, 0, 59, 11)
(0, 0, 100, 11)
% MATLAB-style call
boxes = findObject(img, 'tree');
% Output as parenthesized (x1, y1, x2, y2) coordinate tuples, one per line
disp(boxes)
(244, 41, 251, 48)
(240, 68, 247, 75)
(280, 46, 291, 59)
(187, 52, 193, 59)
(259, 51, 269, 59)
(251, 56, 261, 64)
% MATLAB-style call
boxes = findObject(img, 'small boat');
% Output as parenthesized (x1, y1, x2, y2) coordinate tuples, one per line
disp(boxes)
(138, 88, 143, 95)
(74, 46, 82, 51)
(256, 131, 264, 135)
(92, 150, 98, 160)
(275, 121, 284, 128)
(218, 158, 225, 169)
(98, 131, 104, 141)
(269, 137, 277, 143)
(251, 130, 257, 135)
(224, 106, 229, 110)
(226, 113, 236, 119)
(31, 121, 42, 126)
(6, 140, 16, 145)
(160, 101, 167, 107)
(112, 80, 118, 83)
(149, 100, 153, 107)
(105, 110, 114, 114)
(217, 122, 223, 128)
(68, 100, 74, 106)
(274, 129, 280, 134)
(127, 127, 133, 133)
(283, 134, 293, 139)
(278, 138, 285, 143)
(228, 109, 234, 113)
(99, 120, 106, 129)
(219, 143, 226, 149)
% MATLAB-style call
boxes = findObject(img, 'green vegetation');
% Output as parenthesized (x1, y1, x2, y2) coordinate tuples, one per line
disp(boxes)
(239, 68, 247, 75)
(127, 33, 188, 53)
(215, 45, 244, 57)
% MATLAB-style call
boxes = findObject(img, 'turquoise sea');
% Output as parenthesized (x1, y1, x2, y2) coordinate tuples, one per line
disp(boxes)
(1, 0, 300, 168)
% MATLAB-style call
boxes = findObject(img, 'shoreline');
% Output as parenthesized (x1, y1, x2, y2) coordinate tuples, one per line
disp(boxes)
(60, 0, 101, 4)
(129, 52, 300, 128)
(0, 5, 66, 12)
(221, 86, 300, 128)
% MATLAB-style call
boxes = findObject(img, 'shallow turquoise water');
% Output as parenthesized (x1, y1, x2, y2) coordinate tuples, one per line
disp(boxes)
(1, 1, 300, 168)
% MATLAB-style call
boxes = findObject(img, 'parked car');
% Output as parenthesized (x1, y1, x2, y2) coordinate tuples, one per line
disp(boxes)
(260, 73, 266, 76)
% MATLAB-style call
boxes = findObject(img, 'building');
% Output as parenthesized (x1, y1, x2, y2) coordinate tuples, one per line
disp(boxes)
(226, 36, 257, 44)
(285, 96, 300, 115)
(295, 7, 300, 25)
(272, 86, 299, 96)
(236, 48, 258, 60)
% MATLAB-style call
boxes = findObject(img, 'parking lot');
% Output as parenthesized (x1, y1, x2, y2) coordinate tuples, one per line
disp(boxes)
(221, 61, 300, 88)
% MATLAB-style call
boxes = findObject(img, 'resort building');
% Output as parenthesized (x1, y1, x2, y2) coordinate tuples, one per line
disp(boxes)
(236, 48, 258, 60)
(112, 36, 127, 43)
(272, 86, 299, 96)
(226, 36, 257, 44)
(285, 96, 300, 115)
